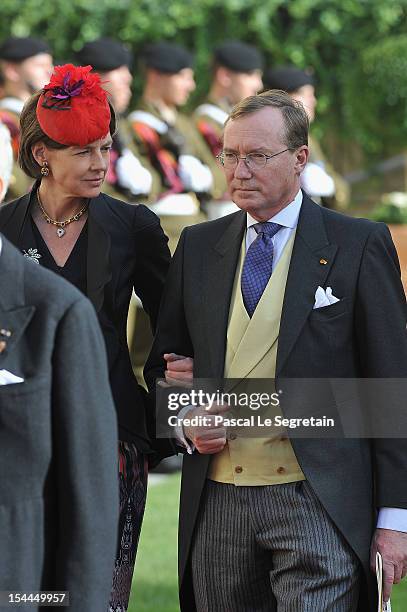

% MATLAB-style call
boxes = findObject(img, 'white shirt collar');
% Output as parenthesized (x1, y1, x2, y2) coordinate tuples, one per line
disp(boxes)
(246, 189, 303, 230)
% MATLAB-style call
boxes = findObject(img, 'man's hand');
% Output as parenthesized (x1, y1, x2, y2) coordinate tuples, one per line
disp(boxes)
(183, 403, 230, 455)
(158, 353, 193, 387)
(370, 528, 407, 601)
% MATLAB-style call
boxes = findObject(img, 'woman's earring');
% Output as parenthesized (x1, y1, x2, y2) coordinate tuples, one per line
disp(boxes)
(41, 161, 49, 177)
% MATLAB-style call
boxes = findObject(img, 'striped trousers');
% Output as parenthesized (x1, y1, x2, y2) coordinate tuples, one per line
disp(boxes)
(191, 479, 361, 611)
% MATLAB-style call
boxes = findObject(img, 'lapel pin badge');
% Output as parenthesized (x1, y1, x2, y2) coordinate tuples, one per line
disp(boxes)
(0, 328, 12, 338)
(319, 258, 328, 265)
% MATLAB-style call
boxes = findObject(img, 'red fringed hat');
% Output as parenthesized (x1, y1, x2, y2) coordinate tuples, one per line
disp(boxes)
(36, 64, 111, 146)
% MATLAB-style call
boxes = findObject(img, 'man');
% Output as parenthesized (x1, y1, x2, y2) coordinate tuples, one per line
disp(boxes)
(264, 65, 350, 209)
(145, 90, 407, 611)
(76, 37, 161, 204)
(0, 36, 53, 200)
(128, 41, 225, 250)
(194, 40, 263, 219)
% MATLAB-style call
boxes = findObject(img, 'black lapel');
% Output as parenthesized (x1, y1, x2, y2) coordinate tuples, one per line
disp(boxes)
(0, 188, 42, 263)
(0, 239, 35, 366)
(0, 190, 33, 246)
(86, 196, 112, 313)
(276, 195, 338, 375)
(201, 211, 246, 376)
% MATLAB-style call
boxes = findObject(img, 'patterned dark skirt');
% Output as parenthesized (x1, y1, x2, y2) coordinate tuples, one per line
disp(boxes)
(109, 441, 148, 612)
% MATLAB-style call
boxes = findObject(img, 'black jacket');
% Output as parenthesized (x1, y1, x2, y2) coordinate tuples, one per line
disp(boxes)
(0, 236, 118, 610)
(0, 189, 171, 449)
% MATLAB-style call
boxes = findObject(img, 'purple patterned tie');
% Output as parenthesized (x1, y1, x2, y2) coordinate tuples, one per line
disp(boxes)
(241, 222, 282, 317)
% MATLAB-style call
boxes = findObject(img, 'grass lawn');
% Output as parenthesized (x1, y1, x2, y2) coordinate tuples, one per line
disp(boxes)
(129, 474, 407, 611)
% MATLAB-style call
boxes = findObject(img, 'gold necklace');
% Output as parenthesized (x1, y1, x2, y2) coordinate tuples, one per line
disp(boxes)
(37, 190, 88, 238)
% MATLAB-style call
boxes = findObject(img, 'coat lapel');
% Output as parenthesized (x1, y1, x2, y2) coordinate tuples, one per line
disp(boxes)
(276, 195, 337, 375)
(0, 239, 35, 366)
(86, 197, 112, 313)
(201, 211, 246, 377)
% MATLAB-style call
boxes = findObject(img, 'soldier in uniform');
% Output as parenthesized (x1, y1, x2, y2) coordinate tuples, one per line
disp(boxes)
(194, 40, 264, 219)
(127, 41, 225, 384)
(0, 36, 53, 200)
(264, 66, 350, 209)
(128, 41, 225, 249)
(76, 38, 161, 204)
(76, 38, 166, 383)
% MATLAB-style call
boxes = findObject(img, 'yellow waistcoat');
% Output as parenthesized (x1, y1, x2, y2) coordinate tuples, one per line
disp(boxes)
(208, 230, 305, 485)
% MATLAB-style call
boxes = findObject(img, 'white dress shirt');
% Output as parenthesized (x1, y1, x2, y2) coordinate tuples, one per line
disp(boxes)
(246, 189, 302, 260)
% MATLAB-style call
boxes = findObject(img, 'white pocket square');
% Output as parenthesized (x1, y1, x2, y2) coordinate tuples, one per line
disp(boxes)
(314, 286, 340, 309)
(0, 369, 24, 385)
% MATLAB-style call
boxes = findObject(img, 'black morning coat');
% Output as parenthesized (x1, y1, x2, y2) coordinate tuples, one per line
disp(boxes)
(0, 187, 171, 451)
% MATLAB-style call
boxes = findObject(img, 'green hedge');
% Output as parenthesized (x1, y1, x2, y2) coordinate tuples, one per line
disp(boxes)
(1, 0, 406, 158)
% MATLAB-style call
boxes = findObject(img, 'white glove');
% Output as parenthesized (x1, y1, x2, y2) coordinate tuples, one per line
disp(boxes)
(115, 148, 153, 196)
(178, 154, 213, 193)
(301, 162, 335, 198)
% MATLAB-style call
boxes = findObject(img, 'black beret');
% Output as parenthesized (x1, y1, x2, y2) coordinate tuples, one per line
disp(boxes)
(263, 66, 314, 92)
(76, 38, 131, 71)
(0, 36, 51, 62)
(142, 42, 193, 74)
(214, 41, 263, 72)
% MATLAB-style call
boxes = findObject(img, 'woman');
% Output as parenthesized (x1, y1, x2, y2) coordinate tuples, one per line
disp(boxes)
(0, 64, 172, 612)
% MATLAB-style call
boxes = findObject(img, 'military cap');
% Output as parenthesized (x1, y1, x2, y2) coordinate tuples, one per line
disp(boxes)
(214, 40, 263, 73)
(76, 38, 131, 72)
(142, 42, 193, 74)
(0, 36, 50, 62)
(263, 66, 314, 93)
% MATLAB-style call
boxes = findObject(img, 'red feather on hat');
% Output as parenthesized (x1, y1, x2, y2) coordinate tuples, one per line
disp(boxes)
(36, 64, 111, 146)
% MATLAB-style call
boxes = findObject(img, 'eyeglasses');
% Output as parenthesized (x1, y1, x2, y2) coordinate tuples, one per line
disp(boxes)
(217, 148, 293, 170)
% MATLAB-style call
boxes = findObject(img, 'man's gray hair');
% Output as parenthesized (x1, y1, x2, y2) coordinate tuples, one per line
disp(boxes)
(225, 89, 309, 149)
(0, 123, 13, 202)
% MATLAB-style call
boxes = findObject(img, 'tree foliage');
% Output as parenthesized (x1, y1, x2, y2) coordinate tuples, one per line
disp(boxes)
(1, 0, 406, 158)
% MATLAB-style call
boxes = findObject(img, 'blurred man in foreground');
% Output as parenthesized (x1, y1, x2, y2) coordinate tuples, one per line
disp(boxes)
(0, 117, 119, 610)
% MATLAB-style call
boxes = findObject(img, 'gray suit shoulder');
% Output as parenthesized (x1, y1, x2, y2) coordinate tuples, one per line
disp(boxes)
(319, 204, 390, 242)
(98, 192, 161, 231)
